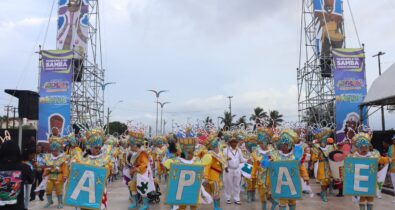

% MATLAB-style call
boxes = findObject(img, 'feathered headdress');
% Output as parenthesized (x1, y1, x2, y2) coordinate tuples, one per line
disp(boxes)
(352, 132, 372, 149)
(176, 127, 197, 152)
(49, 136, 64, 151)
(85, 128, 104, 148)
(257, 127, 273, 145)
(274, 129, 298, 149)
(152, 136, 167, 146)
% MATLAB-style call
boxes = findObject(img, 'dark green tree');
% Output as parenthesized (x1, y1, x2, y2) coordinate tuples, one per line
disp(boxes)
(108, 121, 128, 135)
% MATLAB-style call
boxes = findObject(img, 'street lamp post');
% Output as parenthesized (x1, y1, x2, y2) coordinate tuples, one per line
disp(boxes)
(157, 101, 170, 135)
(107, 100, 123, 134)
(148, 90, 168, 136)
(373, 51, 386, 131)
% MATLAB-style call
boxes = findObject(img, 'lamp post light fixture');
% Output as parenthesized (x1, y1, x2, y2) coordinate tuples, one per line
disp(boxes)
(148, 90, 168, 136)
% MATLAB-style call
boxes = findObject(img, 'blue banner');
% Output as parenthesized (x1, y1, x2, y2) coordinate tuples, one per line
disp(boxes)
(333, 48, 367, 141)
(38, 50, 73, 142)
(165, 163, 204, 205)
(343, 157, 377, 196)
(269, 160, 302, 199)
(64, 163, 108, 210)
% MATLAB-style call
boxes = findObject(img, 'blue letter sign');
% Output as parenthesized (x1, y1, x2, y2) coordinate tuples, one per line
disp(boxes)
(64, 163, 108, 210)
(269, 160, 302, 199)
(165, 163, 204, 205)
(343, 157, 377, 196)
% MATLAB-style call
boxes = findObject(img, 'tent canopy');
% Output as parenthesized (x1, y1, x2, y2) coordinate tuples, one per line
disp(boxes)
(361, 63, 395, 106)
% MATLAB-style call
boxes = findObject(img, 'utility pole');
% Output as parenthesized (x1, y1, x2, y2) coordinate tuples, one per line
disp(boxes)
(227, 96, 233, 116)
(107, 107, 111, 134)
(12, 107, 17, 129)
(373, 51, 386, 131)
(4, 105, 12, 129)
(163, 120, 166, 134)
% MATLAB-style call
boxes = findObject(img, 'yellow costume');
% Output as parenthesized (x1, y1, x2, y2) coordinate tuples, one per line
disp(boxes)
(43, 136, 69, 209)
(271, 129, 308, 210)
(350, 132, 387, 210)
(311, 128, 335, 202)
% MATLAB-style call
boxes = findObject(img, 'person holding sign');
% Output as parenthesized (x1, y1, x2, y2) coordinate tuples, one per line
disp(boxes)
(77, 128, 113, 210)
(127, 130, 152, 210)
(311, 128, 335, 203)
(271, 129, 309, 210)
(164, 128, 207, 210)
(199, 131, 227, 210)
(348, 132, 387, 210)
(251, 127, 278, 210)
(43, 136, 69, 209)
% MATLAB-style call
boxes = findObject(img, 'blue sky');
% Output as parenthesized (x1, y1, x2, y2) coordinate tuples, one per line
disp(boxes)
(1, 0, 394, 131)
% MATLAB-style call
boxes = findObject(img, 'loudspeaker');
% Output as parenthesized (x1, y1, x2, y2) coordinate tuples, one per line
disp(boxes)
(73, 59, 83, 82)
(4, 90, 39, 120)
(320, 58, 332, 78)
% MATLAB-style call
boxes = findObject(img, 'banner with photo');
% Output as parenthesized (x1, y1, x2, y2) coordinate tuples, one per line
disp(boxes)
(57, 0, 89, 58)
(333, 48, 367, 142)
(38, 50, 73, 142)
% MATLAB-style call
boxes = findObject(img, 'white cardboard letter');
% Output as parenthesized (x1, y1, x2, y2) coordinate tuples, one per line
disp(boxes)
(275, 167, 296, 195)
(176, 170, 195, 200)
(70, 170, 96, 203)
(353, 164, 369, 192)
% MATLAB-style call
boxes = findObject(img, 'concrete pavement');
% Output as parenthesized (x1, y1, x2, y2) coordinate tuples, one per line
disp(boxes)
(29, 179, 395, 210)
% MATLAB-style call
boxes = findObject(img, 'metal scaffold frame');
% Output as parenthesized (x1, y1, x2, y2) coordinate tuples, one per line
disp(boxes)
(297, 0, 344, 125)
(71, 0, 105, 127)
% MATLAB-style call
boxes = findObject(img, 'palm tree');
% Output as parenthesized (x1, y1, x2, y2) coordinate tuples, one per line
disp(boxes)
(267, 110, 284, 128)
(250, 107, 268, 130)
(218, 111, 235, 130)
(204, 116, 213, 124)
(235, 116, 250, 129)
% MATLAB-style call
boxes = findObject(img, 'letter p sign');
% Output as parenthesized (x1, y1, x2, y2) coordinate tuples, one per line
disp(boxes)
(165, 163, 204, 205)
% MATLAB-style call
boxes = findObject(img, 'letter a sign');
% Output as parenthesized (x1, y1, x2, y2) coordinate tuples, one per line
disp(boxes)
(343, 157, 377, 196)
(64, 163, 108, 209)
(165, 163, 204, 205)
(269, 160, 302, 199)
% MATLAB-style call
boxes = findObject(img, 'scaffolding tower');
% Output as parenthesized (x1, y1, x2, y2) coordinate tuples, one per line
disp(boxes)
(71, 0, 105, 127)
(297, 0, 345, 125)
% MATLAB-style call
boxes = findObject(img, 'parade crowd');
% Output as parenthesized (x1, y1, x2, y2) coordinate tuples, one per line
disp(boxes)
(1, 122, 395, 210)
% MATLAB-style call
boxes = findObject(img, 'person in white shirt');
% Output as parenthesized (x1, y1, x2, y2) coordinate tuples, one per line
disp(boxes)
(223, 134, 246, 205)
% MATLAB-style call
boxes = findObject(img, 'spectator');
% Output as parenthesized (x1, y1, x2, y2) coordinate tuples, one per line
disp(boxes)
(22, 151, 34, 210)
(0, 140, 34, 210)
(30, 145, 45, 201)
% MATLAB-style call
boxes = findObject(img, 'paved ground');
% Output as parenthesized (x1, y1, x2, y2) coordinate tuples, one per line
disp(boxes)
(30, 179, 395, 210)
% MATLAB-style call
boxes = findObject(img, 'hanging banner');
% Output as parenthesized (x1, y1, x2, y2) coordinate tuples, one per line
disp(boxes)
(313, 0, 344, 76)
(269, 160, 302, 199)
(38, 50, 73, 142)
(343, 157, 377, 196)
(333, 48, 367, 141)
(165, 163, 204, 205)
(64, 163, 108, 210)
(57, 0, 89, 58)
